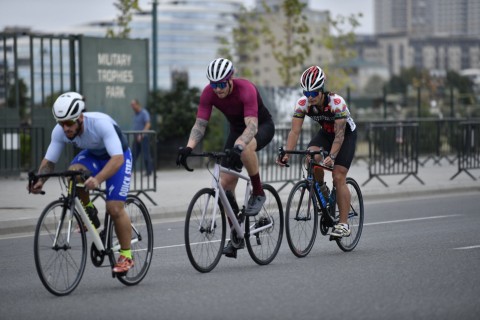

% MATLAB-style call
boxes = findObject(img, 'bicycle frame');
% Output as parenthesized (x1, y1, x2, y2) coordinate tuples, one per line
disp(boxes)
(207, 163, 274, 240)
(279, 147, 336, 216)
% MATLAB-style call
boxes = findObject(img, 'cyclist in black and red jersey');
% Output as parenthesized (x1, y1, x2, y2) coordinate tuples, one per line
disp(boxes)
(277, 66, 357, 238)
(177, 57, 275, 257)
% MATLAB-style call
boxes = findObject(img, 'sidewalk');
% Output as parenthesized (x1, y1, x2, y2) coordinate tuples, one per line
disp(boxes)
(1, 159, 479, 237)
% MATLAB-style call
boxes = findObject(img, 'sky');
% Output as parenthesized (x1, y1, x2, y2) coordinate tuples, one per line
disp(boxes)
(0, 0, 373, 34)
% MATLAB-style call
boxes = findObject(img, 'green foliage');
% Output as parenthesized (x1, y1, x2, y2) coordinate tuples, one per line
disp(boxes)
(217, 5, 259, 79)
(7, 78, 29, 121)
(106, 0, 141, 38)
(220, 1, 361, 89)
(149, 78, 227, 151)
(202, 110, 226, 151)
(20, 132, 31, 169)
(321, 13, 361, 91)
(149, 78, 200, 141)
(446, 70, 475, 104)
(260, 0, 311, 86)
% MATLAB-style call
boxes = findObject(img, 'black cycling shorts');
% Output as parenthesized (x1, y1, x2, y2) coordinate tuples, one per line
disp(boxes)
(221, 118, 275, 168)
(308, 129, 357, 169)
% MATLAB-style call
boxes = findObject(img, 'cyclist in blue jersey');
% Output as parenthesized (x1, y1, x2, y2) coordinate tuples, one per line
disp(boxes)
(277, 66, 357, 238)
(28, 92, 135, 273)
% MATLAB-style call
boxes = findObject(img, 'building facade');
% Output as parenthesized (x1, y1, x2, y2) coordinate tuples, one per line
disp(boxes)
(374, 0, 480, 37)
(77, 0, 244, 90)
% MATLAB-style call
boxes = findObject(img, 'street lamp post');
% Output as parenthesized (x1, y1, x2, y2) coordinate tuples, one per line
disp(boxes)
(152, 0, 158, 93)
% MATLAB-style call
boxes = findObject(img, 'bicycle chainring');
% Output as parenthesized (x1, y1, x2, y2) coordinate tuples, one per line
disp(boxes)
(319, 214, 330, 236)
(90, 242, 105, 267)
(230, 230, 243, 249)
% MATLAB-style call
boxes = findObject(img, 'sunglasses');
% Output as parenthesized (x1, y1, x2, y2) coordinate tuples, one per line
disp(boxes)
(210, 81, 228, 89)
(303, 90, 321, 98)
(57, 119, 77, 127)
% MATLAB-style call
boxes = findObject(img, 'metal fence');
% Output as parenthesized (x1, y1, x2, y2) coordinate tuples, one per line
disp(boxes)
(3, 119, 480, 195)
(257, 118, 477, 187)
(0, 126, 157, 203)
(362, 122, 423, 187)
(451, 121, 480, 181)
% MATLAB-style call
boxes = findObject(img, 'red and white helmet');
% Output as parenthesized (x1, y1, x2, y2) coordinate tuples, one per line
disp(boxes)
(206, 58, 234, 82)
(300, 66, 325, 91)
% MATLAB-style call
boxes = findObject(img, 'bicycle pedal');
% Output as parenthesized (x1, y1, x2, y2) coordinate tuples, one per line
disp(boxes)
(224, 250, 237, 259)
(112, 270, 128, 278)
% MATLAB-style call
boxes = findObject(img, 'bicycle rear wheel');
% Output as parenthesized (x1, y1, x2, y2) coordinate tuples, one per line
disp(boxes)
(334, 177, 364, 252)
(246, 184, 283, 265)
(34, 199, 87, 296)
(109, 195, 154, 285)
(285, 180, 318, 258)
(185, 188, 226, 273)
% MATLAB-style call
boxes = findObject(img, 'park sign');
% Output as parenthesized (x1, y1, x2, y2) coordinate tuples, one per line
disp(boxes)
(79, 36, 148, 130)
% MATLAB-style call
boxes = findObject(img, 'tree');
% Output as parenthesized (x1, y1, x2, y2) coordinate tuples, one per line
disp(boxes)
(217, 6, 259, 79)
(321, 12, 361, 91)
(7, 78, 29, 122)
(150, 77, 226, 165)
(221, 1, 360, 89)
(260, 0, 311, 86)
(106, 0, 141, 38)
(445, 70, 475, 105)
(150, 78, 200, 141)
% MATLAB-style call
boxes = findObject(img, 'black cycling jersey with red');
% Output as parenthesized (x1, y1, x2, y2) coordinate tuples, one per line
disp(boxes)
(292, 92, 356, 134)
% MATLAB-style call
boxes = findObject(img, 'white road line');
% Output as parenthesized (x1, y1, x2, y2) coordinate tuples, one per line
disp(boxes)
(453, 245, 480, 250)
(364, 214, 462, 226)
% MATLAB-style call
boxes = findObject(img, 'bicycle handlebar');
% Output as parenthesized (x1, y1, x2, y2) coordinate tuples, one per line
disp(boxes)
(278, 147, 333, 171)
(28, 170, 92, 195)
(177, 147, 231, 172)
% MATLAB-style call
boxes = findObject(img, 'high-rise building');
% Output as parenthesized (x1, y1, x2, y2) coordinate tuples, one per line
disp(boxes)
(374, 0, 480, 37)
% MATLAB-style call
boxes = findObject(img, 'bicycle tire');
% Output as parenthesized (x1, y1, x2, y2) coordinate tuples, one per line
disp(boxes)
(185, 188, 226, 273)
(285, 180, 318, 258)
(109, 195, 154, 285)
(34, 199, 87, 296)
(334, 177, 364, 252)
(245, 184, 284, 265)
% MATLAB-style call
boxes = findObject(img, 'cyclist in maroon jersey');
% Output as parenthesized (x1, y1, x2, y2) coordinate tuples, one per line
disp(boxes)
(177, 57, 275, 257)
(277, 66, 357, 238)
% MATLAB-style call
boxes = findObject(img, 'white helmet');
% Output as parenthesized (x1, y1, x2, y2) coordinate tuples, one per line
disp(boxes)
(52, 92, 85, 121)
(206, 58, 234, 82)
(300, 66, 325, 91)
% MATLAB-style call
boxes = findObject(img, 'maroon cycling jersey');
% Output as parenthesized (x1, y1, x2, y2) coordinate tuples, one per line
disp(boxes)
(292, 92, 356, 134)
(197, 78, 272, 131)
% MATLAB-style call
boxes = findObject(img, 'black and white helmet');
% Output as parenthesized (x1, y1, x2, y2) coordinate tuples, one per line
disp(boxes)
(300, 66, 325, 91)
(52, 92, 85, 121)
(206, 58, 234, 82)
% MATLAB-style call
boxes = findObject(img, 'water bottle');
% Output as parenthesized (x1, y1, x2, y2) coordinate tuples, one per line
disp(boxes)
(329, 188, 336, 208)
(315, 182, 327, 207)
(320, 182, 330, 202)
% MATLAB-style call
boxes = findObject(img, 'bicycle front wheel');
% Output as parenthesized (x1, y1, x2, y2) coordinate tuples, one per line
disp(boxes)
(285, 180, 318, 258)
(246, 184, 284, 265)
(335, 177, 364, 252)
(34, 199, 87, 296)
(110, 195, 154, 286)
(185, 188, 226, 273)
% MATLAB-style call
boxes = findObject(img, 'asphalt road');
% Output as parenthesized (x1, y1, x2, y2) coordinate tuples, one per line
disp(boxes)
(1, 192, 479, 320)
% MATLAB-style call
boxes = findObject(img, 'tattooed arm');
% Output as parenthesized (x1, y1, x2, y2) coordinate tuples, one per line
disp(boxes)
(235, 116, 258, 148)
(28, 158, 55, 193)
(186, 118, 208, 149)
(324, 118, 346, 166)
(38, 159, 55, 182)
